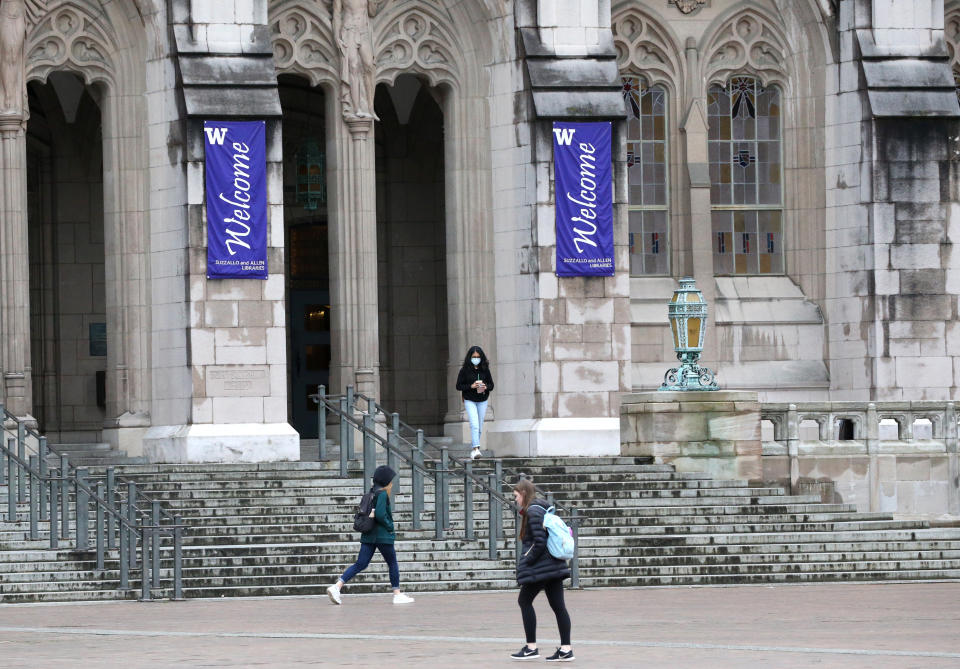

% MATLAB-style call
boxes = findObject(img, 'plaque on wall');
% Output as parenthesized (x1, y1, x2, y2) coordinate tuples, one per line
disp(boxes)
(89, 323, 107, 357)
(206, 365, 271, 397)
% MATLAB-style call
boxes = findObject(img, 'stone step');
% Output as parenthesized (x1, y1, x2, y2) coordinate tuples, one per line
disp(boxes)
(111, 478, 750, 493)
(134, 486, 786, 503)
(592, 528, 960, 546)
(50, 443, 113, 452)
(100, 469, 711, 483)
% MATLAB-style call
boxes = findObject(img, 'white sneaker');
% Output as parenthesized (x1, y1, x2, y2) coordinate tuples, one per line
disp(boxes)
(393, 592, 415, 604)
(470, 448, 482, 460)
(326, 585, 342, 605)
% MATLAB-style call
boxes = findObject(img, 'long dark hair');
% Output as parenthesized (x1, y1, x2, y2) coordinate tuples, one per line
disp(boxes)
(462, 345, 489, 372)
(514, 478, 536, 540)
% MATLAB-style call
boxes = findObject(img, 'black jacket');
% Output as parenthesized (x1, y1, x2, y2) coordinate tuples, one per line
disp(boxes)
(456, 366, 495, 402)
(516, 499, 571, 585)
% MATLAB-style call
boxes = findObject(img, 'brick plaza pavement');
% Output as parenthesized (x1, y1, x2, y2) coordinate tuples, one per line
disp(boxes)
(1, 583, 958, 667)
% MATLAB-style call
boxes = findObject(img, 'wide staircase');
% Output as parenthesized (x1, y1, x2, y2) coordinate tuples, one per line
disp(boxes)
(4, 448, 960, 603)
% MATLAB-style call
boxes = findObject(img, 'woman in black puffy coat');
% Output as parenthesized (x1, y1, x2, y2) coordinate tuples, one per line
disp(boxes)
(508, 478, 574, 662)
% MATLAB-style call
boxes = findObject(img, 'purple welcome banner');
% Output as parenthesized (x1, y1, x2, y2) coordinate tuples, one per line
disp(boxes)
(205, 120, 268, 279)
(553, 121, 614, 277)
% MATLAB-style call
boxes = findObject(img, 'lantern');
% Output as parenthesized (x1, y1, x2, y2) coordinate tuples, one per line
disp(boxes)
(296, 140, 326, 211)
(659, 277, 719, 391)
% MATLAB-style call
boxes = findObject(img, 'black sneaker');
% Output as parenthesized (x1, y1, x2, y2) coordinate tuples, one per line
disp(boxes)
(510, 646, 540, 660)
(545, 648, 574, 662)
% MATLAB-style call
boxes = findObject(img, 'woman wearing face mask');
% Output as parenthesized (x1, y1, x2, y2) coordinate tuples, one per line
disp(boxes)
(455, 345, 495, 460)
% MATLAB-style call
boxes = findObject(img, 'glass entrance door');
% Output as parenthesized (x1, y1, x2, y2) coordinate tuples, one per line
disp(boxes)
(290, 291, 330, 438)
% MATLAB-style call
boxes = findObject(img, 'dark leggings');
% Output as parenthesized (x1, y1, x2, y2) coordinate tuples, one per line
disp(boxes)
(340, 542, 400, 589)
(518, 578, 571, 646)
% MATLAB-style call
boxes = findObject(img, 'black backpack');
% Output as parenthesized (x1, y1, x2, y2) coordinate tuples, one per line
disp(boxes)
(353, 487, 381, 534)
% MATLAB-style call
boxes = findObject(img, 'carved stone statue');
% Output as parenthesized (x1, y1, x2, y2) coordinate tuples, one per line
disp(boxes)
(0, 0, 27, 117)
(332, 0, 386, 121)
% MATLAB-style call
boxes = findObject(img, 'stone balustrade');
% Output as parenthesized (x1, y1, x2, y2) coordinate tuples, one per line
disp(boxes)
(760, 402, 960, 516)
(621, 396, 960, 516)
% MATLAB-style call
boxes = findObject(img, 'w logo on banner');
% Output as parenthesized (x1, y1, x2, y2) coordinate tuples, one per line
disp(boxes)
(204, 126, 229, 146)
(552, 127, 576, 146)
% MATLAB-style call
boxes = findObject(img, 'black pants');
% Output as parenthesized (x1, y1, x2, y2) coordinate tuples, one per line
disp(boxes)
(518, 578, 571, 646)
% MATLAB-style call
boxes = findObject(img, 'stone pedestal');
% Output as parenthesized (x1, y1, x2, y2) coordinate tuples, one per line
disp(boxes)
(142, 423, 300, 463)
(621, 390, 761, 481)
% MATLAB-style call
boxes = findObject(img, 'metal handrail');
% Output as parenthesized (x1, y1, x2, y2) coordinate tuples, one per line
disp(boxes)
(312, 386, 584, 584)
(315, 395, 436, 477)
(1, 406, 185, 600)
(352, 390, 576, 515)
(316, 392, 518, 507)
(1, 407, 179, 526)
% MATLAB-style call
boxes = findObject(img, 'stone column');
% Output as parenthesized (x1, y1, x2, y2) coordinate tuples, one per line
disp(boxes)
(0, 115, 32, 419)
(682, 38, 717, 363)
(329, 115, 380, 399)
(443, 89, 496, 427)
(866, 402, 879, 512)
(101, 90, 152, 452)
(946, 402, 959, 515)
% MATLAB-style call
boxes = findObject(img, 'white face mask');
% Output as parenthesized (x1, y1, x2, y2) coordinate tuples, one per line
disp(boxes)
(471, 357, 481, 366)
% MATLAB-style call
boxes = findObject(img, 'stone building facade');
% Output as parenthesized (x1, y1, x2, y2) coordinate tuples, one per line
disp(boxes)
(0, 0, 957, 462)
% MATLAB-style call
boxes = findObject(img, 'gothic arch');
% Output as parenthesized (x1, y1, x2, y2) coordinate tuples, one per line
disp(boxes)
(267, 0, 497, 425)
(22, 0, 152, 426)
(947, 5, 960, 77)
(269, 0, 338, 88)
(25, 2, 120, 87)
(700, 4, 791, 92)
(612, 4, 684, 100)
(373, 3, 464, 89)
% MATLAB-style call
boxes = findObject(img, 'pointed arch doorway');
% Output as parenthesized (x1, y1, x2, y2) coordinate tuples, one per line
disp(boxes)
(375, 75, 448, 433)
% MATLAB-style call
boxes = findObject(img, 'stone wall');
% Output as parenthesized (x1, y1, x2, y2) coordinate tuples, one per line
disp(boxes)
(144, 0, 298, 462)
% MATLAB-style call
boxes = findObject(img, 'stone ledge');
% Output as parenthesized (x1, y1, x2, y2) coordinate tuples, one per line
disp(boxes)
(622, 390, 759, 404)
(143, 423, 300, 463)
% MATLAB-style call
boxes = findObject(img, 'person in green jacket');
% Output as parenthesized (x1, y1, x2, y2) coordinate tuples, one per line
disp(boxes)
(326, 465, 415, 605)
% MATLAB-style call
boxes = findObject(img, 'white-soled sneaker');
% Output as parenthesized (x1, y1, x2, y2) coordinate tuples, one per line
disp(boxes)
(470, 447, 482, 460)
(510, 646, 539, 660)
(545, 647, 574, 662)
(326, 585, 342, 605)
(393, 592, 415, 604)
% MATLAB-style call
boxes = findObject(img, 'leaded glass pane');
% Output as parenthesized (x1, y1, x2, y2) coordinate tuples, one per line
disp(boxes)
(712, 211, 733, 275)
(758, 211, 783, 274)
(623, 75, 669, 275)
(708, 76, 783, 275)
(629, 210, 669, 275)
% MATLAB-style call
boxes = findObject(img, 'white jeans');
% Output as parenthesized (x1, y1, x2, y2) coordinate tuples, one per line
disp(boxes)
(464, 399, 488, 449)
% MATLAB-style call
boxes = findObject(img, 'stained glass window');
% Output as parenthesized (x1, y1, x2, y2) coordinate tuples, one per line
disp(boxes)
(623, 76, 669, 276)
(708, 76, 783, 275)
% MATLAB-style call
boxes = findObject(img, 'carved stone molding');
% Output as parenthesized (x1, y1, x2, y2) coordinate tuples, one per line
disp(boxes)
(374, 5, 460, 88)
(270, 1, 338, 87)
(947, 8, 960, 74)
(25, 1, 118, 88)
(669, 0, 708, 16)
(613, 8, 683, 91)
(702, 9, 789, 88)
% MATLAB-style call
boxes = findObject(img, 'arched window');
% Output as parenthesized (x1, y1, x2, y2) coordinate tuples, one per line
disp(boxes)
(623, 76, 669, 275)
(708, 76, 783, 275)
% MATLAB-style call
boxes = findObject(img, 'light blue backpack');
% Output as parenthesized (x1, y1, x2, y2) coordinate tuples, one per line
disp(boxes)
(532, 505, 575, 560)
